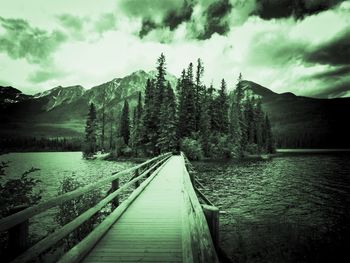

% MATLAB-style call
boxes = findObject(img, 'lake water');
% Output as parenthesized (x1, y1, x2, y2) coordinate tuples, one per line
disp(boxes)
(1, 152, 349, 262)
(0, 152, 134, 239)
(193, 153, 350, 263)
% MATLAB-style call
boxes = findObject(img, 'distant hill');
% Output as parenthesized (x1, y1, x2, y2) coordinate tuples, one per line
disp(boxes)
(241, 80, 350, 148)
(1, 74, 349, 148)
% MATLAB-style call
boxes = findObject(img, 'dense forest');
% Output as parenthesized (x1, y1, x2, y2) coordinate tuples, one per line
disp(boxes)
(0, 137, 82, 153)
(84, 54, 275, 160)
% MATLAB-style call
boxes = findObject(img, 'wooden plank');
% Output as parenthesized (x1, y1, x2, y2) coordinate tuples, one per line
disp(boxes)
(81, 156, 185, 263)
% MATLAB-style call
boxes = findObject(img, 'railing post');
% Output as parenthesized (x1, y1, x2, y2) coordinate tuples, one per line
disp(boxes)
(7, 205, 29, 258)
(202, 204, 220, 251)
(134, 169, 140, 188)
(111, 178, 119, 209)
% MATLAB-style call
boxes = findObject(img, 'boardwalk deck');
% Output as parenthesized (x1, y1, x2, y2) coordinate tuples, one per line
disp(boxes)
(82, 156, 185, 263)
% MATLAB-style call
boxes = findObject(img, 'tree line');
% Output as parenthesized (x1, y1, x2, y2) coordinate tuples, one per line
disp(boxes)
(83, 54, 275, 159)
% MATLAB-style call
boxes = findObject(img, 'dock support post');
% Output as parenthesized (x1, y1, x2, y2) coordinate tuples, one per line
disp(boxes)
(111, 178, 119, 209)
(202, 205, 219, 251)
(134, 169, 140, 188)
(8, 205, 29, 258)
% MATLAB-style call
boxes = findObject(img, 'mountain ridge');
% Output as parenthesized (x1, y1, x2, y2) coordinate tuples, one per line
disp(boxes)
(1, 72, 349, 148)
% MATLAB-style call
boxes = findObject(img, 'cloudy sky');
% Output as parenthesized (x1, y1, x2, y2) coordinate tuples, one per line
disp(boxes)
(0, 0, 349, 98)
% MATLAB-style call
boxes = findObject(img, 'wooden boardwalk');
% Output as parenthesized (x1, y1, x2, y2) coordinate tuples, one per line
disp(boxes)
(0, 153, 218, 263)
(82, 156, 185, 263)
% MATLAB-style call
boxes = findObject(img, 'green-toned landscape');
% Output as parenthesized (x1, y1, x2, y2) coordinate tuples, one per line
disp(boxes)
(1, 0, 350, 262)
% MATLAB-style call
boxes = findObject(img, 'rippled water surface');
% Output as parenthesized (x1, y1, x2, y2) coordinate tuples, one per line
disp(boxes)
(1, 152, 349, 262)
(0, 152, 134, 238)
(194, 153, 350, 263)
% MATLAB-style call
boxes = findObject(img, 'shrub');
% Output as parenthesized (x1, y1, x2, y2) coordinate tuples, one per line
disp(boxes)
(180, 137, 204, 161)
(0, 162, 42, 218)
(245, 143, 259, 155)
(55, 175, 102, 250)
(0, 162, 42, 258)
(208, 134, 235, 159)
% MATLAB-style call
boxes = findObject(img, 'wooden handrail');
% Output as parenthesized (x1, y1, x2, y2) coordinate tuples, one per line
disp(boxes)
(0, 153, 171, 232)
(181, 153, 219, 263)
(9, 155, 171, 263)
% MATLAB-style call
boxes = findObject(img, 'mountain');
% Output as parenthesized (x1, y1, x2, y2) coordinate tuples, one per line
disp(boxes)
(1, 73, 349, 148)
(242, 80, 350, 148)
(0, 86, 32, 107)
(0, 70, 177, 138)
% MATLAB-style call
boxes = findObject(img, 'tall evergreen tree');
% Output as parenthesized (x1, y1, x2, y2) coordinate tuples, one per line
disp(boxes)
(157, 82, 177, 153)
(264, 114, 275, 153)
(199, 87, 211, 156)
(244, 96, 255, 145)
(119, 100, 130, 145)
(254, 98, 264, 152)
(233, 73, 247, 152)
(152, 53, 168, 154)
(207, 83, 218, 132)
(177, 69, 186, 137)
(217, 79, 229, 133)
(83, 103, 97, 157)
(132, 92, 143, 155)
(228, 91, 243, 156)
(155, 53, 167, 105)
(178, 63, 196, 138)
(142, 79, 158, 154)
(195, 58, 204, 131)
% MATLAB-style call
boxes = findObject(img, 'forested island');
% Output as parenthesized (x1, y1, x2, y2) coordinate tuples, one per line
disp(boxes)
(83, 54, 275, 160)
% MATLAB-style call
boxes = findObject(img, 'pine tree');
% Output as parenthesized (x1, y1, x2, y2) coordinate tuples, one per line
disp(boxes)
(177, 69, 187, 138)
(157, 82, 177, 153)
(119, 100, 130, 145)
(244, 96, 255, 145)
(195, 58, 204, 131)
(153, 53, 168, 154)
(199, 87, 211, 156)
(228, 91, 243, 156)
(264, 114, 275, 153)
(178, 63, 196, 138)
(233, 73, 247, 153)
(83, 103, 97, 157)
(141, 78, 158, 154)
(132, 92, 143, 155)
(207, 83, 218, 132)
(217, 79, 229, 133)
(255, 98, 264, 152)
(185, 62, 196, 135)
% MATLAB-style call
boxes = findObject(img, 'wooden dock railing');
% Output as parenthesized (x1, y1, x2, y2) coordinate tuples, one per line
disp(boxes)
(181, 152, 219, 263)
(0, 152, 172, 263)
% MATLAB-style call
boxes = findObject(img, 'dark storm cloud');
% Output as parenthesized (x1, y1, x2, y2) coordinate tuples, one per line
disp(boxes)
(308, 65, 350, 79)
(198, 0, 233, 40)
(254, 0, 345, 20)
(139, 18, 158, 38)
(311, 79, 350, 98)
(0, 17, 67, 64)
(163, 0, 194, 30)
(304, 29, 350, 66)
(137, 0, 195, 39)
(130, 0, 233, 40)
